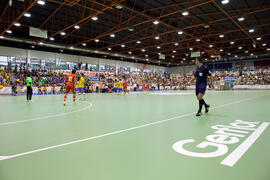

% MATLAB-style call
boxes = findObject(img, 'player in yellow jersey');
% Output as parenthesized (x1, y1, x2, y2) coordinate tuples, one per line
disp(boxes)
(75, 81, 79, 92)
(78, 73, 86, 99)
(116, 79, 123, 95)
(118, 79, 123, 89)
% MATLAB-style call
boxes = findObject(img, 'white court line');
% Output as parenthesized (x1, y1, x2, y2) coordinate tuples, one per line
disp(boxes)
(0, 95, 266, 161)
(0, 102, 93, 126)
(221, 122, 269, 167)
(0, 156, 8, 160)
(150, 93, 194, 95)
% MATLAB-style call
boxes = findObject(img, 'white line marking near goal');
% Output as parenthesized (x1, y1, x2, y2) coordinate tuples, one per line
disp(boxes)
(0, 102, 93, 126)
(0, 95, 265, 161)
(150, 93, 194, 95)
(0, 156, 8, 160)
(221, 122, 269, 167)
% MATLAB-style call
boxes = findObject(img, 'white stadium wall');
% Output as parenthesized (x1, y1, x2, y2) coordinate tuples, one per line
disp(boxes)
(0, 46, 28, 58)
(0, 46, 166, 73)
(166, 65, 196, 74)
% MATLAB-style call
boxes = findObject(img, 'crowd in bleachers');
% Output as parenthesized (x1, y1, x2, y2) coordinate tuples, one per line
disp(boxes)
(212, 67, 270, 85)
(0, 67, 173, 94)
(1, 65, 270, 95)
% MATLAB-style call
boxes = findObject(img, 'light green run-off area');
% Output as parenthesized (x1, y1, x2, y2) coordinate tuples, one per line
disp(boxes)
(0, 90, 269, 180)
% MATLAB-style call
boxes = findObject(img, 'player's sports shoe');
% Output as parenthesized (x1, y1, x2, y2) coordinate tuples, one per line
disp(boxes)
(73, 101, 76, 104)
(63, 102, 66, 106)
(205, 104, 210, 113)
(196, 112, 202, 116)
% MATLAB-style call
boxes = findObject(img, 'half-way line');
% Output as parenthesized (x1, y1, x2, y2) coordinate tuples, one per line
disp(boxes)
(221, 122, 269, 167)
(0, 102, 93, 126)
(0, 95, 265, 161)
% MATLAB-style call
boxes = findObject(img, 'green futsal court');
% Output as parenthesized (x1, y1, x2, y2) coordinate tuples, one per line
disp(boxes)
(0, 90, 270, 180)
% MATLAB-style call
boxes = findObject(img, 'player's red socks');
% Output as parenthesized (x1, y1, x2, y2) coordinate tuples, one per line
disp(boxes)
(64, 95, 67, 102)
(73, 94, 76, 102)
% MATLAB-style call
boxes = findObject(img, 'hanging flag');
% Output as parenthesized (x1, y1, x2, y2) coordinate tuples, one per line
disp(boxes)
(142, 64, 147, 72)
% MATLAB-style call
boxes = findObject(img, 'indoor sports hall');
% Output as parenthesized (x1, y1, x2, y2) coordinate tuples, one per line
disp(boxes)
(0, 0, 270, 180)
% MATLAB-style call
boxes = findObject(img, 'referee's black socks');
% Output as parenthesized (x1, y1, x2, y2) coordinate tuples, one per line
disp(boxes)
(198, 100, 203, 113)
(201, 99, 208, 107)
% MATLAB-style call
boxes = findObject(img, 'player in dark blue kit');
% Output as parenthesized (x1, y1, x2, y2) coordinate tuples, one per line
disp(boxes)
(189, 58, 214, 116)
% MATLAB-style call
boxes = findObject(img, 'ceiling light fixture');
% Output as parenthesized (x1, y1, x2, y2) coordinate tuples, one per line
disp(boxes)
(219, 34, 224, 38)
(178, 31, 183, 35)
(182, 11, 189, 16)
(92, 16, 98, 21)
(24, 13, 31, 17)
(248, 29, 255, 33)
(221, 0, 229, 4)
(238, 17, 245, 21)
(14, 23, 21, 27)
(37, 0, 45, 5)
(115, 4, 123, 9)
(153, 20, 159, 25)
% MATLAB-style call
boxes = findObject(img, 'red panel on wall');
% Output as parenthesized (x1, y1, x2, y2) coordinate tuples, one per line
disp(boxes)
(254, 60, 270, 66)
